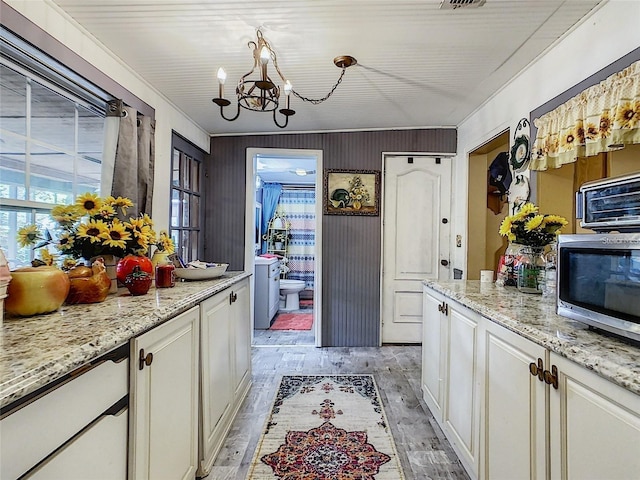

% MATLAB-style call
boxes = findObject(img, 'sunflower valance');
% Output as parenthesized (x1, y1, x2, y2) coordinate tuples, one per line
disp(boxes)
(530, 60, 640, 171)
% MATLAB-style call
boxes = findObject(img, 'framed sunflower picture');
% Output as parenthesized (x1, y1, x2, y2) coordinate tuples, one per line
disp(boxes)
(323, 169, 381, 216)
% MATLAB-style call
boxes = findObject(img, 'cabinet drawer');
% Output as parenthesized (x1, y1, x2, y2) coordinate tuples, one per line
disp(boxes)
(27, 405, 128, 480)
(1, 350, 128, 479)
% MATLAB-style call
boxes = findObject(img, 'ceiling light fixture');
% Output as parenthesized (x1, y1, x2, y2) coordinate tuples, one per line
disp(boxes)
(213, 30, 357, 129)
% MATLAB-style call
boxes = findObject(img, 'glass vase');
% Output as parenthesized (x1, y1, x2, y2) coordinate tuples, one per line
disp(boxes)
(517, 246, 545, 294)
(496, 243, 525, 287)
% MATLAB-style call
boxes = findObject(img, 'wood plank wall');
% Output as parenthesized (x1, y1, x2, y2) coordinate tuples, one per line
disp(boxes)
(205, 128, 457, 346)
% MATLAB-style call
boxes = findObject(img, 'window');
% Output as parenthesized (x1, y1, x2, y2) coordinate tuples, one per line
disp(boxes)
(0, 32, 108, 268)
(170, 135, 204, 263)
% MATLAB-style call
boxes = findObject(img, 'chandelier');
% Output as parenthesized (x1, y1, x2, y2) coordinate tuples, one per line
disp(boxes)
(212, 30, 357, 129)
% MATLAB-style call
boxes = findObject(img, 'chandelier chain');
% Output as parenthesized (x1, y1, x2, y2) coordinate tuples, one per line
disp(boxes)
(292, 68, 347, 104)
(269, 38, 348, 105)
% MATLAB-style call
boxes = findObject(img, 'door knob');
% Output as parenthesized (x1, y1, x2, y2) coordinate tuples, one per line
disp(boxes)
(138, 349, 153, 370)
(529, 358, 544, 382)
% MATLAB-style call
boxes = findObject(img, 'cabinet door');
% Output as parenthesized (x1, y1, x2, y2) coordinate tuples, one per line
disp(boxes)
(199, 290, 233, 473)
(233, 279, 251, 397)
(422, 287, 446, 420)
(549, 352, 640, 480)
(444, 303, 480, 476)
(481, 320, 547, 480)
(130, 306, 199, 480)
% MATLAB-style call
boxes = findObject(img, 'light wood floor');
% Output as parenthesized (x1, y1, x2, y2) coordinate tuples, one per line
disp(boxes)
(204, 345, 469, 480)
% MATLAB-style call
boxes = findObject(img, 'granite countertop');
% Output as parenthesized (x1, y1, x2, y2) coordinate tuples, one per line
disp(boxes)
(424, 280, 640, 397)
(0, 272, 250, 409)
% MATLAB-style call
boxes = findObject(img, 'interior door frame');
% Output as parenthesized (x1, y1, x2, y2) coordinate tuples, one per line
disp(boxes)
(379, 151, 454, 345)
(244, 147, 323, 347)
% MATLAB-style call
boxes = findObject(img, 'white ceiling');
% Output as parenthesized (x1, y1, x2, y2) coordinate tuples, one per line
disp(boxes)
(50, 0, 604, 136)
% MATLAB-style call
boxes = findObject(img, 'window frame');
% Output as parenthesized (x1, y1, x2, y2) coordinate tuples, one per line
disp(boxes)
(170, 132, 205, 264)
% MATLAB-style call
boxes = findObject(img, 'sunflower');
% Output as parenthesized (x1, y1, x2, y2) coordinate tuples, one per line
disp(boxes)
(57, 232, 75, 251)
(599, 112, 612, 138)
(38, 248, 57, 266)
(543, 215, 569, 232)
(76, 192, 103, 216)
(499, 217, 513, 236)
(77, 219, 109, 243)
(615, 101, 640, 129)
(100, 219, 132, 249)
(51, 204, 80, 226)
(525, 215, 544, 232)
(499, 203, 567, 247)
(96, 204, 116, 219)
(519, 203, 539, 216)
(105, 196, 134, 215)
(17, 225, 43, 247)
(156, 230, 175, 254)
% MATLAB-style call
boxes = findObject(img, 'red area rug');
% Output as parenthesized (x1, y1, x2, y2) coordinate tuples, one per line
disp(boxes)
(247, 375, 405, 479)
(270, 313, 313, 331)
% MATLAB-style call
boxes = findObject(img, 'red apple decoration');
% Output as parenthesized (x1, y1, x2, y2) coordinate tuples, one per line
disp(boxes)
(116, 255, 153, 284)
(5, 266, 71, 317)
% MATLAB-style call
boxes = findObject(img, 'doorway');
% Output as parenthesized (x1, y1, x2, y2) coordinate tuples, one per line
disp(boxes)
(467, 131, 510, 279)
(244, 148, 323, 347)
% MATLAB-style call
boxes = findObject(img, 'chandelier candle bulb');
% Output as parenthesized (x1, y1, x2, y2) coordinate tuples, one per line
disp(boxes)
(216, 67, 226, 98)
(284, 80, 292, 109)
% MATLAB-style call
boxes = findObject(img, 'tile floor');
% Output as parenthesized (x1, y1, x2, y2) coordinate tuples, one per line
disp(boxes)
(204, 345, 469, 480)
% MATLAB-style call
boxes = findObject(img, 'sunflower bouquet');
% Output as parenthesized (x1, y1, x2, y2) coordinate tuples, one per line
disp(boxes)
(18, 193, 158, 264)
(499, 203, 568, 247)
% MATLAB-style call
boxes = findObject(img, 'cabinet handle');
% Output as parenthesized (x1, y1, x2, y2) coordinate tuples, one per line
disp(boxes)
(442, 302, 448, 316)
(138, 349, 153, 370)
(229, 291, 238, 304)
(529, 357, 544, 382)
(544, 365, 558, 389)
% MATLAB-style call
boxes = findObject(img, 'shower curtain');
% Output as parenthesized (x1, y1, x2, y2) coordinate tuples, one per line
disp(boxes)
(276, 188, 315, 289)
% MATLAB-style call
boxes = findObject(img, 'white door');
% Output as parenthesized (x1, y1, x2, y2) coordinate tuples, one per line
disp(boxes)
(382, 155, 451, 343)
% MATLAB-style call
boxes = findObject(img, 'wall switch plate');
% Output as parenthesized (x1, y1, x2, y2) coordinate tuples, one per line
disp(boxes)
(456, 235, 462, 248)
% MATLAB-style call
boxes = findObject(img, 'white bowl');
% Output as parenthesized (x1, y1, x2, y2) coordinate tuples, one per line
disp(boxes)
(174, 263, 229, 280)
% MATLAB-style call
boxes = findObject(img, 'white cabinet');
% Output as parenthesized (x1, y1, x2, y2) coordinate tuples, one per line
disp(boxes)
(480, 320, 547, 480)
(129, 306, 200, 480)
(198, 278, 252, 476)
(444, 303, 480, 475)
(233, 279, 251, 396)
(421, 287, 481, 477)
(421, 286, 446, 418)
(1, 346, 128, 480)
(254, 257, 280, 329)
(424, 285, 640, 480)
(549, 352, 640, 480)
(481, 323, 640, 480)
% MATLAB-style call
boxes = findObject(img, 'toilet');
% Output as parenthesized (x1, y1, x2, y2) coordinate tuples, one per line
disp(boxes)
(279, 279, 305, 311)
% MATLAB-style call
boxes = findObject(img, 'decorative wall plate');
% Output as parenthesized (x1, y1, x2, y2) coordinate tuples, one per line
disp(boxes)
(510, 118, 531, 173)
(509, 174, 530, 214)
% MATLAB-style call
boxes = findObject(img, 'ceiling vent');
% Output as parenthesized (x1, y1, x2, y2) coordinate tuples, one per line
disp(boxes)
(439, 0, 486, 9)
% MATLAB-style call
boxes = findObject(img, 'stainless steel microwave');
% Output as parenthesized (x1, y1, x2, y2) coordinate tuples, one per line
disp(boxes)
(557, 233, 640, 342)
